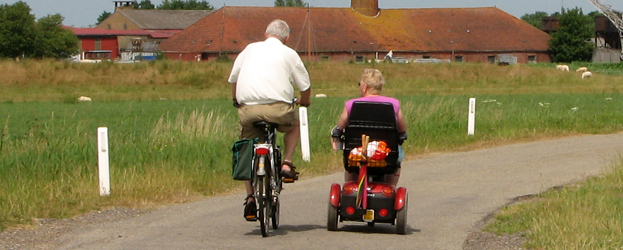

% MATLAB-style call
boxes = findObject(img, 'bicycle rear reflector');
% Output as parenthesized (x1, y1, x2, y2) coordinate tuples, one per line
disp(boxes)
(255, 147, 270, 155)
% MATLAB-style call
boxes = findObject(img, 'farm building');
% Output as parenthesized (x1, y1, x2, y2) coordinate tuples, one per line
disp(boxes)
(71, 28, 177, 61)
(97, 1, 213, 31)
(158, 0, 552, 63)
(70, 0, 213, 61)
(593, 15, 622, 63)
(541, 15, 621, 63)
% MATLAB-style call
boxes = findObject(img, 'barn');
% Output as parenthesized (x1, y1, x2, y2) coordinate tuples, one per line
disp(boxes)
(158, 0, 552, 63)
(70, 0, 213, 61)
(71, 28, 176, 61)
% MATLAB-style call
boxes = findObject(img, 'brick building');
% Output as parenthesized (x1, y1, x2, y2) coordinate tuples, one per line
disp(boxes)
(71, 28, 178, 61)
(158, 0, 552, 63)
(71, 1, 213, 61)
(97, 6, 212, 31)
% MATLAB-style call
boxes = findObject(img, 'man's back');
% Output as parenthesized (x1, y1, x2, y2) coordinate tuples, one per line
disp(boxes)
(229, 37, 309, 105)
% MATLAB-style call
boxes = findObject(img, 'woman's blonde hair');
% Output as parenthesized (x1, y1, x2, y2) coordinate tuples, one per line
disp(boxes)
(360, 68, 384, 95)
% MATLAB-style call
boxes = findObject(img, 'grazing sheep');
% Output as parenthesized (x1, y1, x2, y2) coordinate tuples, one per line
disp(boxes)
(77, 96, 92, 102)
(581, 71, 592, 79)
(576, 67, 588, 72)
(556, 65, 570, 71)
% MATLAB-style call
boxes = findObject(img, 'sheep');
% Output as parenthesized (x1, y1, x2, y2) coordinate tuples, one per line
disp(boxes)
(581, 71, 592, 79)
(576, 67, 588, 72)
(556, 65, 569, 71)
(77, 96, 92, 102)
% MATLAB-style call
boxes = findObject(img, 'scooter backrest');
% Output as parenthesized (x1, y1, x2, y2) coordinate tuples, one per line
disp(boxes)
(343, 101, 399, 173)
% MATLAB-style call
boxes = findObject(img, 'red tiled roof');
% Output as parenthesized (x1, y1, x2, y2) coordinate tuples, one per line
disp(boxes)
(159, 6, 551, 53)
(145, 29, 182, 38)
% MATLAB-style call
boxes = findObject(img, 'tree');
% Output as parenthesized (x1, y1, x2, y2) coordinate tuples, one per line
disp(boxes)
(274, 0, 308, 7)
(521, 11, 549, 29)
(548, 8, 594, 62)
(33, 14, 79, 59)
(587, 10, 604, 19)
(134, 0, 155, 9)
(96, 11, 111, 26)
(0, 1, 78, 59)
(157, 0, 213, 10)
(0, 1, 37, 58)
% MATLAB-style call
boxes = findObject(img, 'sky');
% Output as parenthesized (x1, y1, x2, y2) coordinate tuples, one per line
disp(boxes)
(1, 0, 622, 28)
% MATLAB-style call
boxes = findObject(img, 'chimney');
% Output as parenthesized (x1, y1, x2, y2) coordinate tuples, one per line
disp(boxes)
(113, 0, 136, 12)
(351, 0, 379, 16)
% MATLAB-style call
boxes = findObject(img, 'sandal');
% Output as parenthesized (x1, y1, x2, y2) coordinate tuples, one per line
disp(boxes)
(243, 194, 257, 221)
(280, 161, 299, 183)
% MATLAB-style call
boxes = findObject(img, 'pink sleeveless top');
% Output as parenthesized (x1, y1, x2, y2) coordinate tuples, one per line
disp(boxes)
(345, 96, 401, 121)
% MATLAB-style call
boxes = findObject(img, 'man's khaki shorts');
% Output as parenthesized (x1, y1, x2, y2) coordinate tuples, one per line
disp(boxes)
(238, 102, 299, 140)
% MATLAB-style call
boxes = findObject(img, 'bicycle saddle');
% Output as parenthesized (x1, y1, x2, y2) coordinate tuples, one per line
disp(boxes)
(253, 121, 279, 128)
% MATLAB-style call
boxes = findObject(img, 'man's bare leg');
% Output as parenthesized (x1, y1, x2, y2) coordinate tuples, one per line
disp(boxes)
(245, 181, 253, 201)
(281, 124, 300, 171)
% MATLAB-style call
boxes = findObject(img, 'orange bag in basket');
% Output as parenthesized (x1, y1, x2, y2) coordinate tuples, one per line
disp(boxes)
(348, 141, 391, 167)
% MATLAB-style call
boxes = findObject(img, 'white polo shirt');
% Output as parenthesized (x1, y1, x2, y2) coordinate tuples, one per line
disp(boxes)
(228, 37, 311, 105)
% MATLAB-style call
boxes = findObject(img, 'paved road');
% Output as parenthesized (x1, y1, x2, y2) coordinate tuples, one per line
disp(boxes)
(53, 133, 623, 250)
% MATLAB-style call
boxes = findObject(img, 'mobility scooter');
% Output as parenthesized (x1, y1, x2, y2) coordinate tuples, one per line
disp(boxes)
(327, 101, 408, 234)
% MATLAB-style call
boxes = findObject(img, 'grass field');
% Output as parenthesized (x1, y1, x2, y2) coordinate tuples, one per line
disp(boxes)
(486, 160, 623, 249)
(1, 59, 623, 249)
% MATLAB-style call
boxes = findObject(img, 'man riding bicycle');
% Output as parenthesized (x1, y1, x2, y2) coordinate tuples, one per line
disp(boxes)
(228, 19, 312, 221)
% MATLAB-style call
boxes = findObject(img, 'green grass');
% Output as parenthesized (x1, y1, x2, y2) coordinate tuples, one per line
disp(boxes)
(2, 60, 623, 249)
(486, 161, 623, 249)
(2, 93, 623, 232)
(2, 59, 623, 103)
(0, 100, 240, 224)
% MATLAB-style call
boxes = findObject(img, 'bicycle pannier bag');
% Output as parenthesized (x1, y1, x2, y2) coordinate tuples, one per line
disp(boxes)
(232, 138, 255, 180)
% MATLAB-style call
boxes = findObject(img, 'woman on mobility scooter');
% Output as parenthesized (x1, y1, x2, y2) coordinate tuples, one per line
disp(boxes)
(332, 68, 407, 185)
(328, 68, 409, 234)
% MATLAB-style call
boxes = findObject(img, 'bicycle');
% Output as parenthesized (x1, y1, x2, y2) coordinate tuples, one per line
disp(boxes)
(251, 121, 283, 237)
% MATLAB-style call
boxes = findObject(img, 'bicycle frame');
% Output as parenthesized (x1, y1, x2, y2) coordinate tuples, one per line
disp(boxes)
(251, 122, 282, 237)
(255, 122, 281, 197)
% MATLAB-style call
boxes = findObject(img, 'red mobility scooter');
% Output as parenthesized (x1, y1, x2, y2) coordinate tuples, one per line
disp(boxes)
(327, 101, 408, 234)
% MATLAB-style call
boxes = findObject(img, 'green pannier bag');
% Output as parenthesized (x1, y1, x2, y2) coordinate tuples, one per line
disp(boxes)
(232, 138, 256, 180)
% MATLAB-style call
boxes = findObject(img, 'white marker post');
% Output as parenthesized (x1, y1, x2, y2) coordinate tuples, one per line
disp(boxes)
(97, 127, 110, 196)
(299, 107, 311, 162)
(468, 98, 476, 135)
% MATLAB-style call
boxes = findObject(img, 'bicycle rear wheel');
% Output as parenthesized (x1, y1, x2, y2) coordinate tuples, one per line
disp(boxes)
(271, 147, 282, 229)
(271, 192, 280, 229)
(257, 176, 270, 237)
(263, 175, 272, 234)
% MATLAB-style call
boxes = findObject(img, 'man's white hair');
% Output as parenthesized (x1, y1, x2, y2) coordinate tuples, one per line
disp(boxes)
(266, 19, 290, 41)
